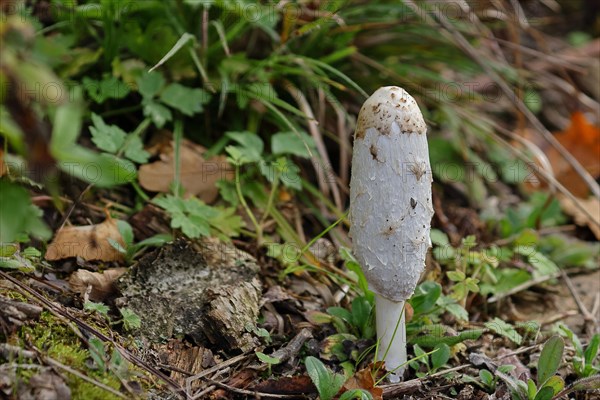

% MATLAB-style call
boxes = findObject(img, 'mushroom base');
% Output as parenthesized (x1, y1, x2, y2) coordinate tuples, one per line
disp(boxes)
(375, 293, 407, 382)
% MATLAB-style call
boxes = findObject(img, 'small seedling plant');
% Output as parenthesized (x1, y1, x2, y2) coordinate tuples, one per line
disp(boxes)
(558, 324, 600, 378)
(305, 356, 373, 400)
(84, 301, 141, 331)
(497, 336, 566, 400)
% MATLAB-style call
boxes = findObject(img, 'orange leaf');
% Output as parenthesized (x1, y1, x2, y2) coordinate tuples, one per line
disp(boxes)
(341, 364, 384, 400)
(550, 112, 600, 196)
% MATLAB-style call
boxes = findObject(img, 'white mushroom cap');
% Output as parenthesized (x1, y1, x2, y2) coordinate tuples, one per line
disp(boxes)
(349, 87, 433, 302)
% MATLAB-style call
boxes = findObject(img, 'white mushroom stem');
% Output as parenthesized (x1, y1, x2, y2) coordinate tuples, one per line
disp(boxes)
(349, 87, 433, 381)
(375, 294, 406, 382)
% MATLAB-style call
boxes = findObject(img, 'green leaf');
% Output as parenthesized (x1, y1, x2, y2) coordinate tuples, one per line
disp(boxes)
(56, 149, 136, 187)
(305, 356, 345, 400)
(116, 220, 134, 246)
(276, 159, 302, 190)
(149, 32, 196, 73)
(495, 370, 527, 400)
(207, 206, 244, 239)
(0, 180, 51, 243)
(84, 301, 109, 316)
(226, 131, 264, 163)
(327, 307, 353, 323)
(136, 72, 165, 99)
(437, 296, 469, 321)
(479, 369, 494, 386)
(135, 234, 172, 249)
(159, 83, 210, 116)
(50, 93, 83, 152)
(584, 334, 599, 366)
(271, 131, 315, 158)
(143, 100, 172, 128)
(82, 76, 130, 104)
(431, 343, 450, 370)
(541, 375, 564, 395)
(88, 337, 107, 371)
(338, 389, 373, 400)
(108, 238, 126, 254)
(410, 282, 441, 316)
(89, 113, 126, 154)
(305, 311, 333, 325)
(119, 308, 141, 330)
(447, 270, 466, 282)
(121, 135, 149, 164)
(527, 378, 538, 400)
(485, 318, 523, 345)
(153, 195, 229, 239)
(430, 229, 450, 246)
(256, 352, 281, 365)
(412, 327, 483, 348)
(22, 247, 41, 258)
(532, 386, 553, 400)
(351, 296, 373, 338)
(537, 336, 564, 386)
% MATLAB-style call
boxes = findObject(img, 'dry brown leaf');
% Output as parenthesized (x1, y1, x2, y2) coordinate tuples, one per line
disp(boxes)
(138, 139, 231, 203)
(69, 268, 126, 301)
(557, 194, 600, 239)
(45, 218, 125, 262)
(341, 364, 384, 400)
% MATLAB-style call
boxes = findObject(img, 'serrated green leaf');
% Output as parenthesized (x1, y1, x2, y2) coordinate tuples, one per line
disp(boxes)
(143, 100, 172, 128)
(123, 136, 150, 164)
(89, 113, 126, 154)
(226, 131, 264, 163)
(485, 318, 522, 345)
(83, 76, 130, 104)
(84, 301, 109, 316)
(119, 308, 141, 330)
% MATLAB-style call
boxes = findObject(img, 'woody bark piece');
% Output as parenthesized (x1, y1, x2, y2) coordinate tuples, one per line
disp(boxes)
(117, 239, 261, 351)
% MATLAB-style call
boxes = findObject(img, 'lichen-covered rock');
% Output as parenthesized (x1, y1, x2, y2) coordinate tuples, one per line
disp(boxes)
(117, 238, 261, 351)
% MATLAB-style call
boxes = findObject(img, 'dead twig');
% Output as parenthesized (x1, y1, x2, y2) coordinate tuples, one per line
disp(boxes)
(269, 328, 313, 365)
(203, 377, 307, 399)
(185, 353, 249, 395)
(561, 270, 599, 334)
